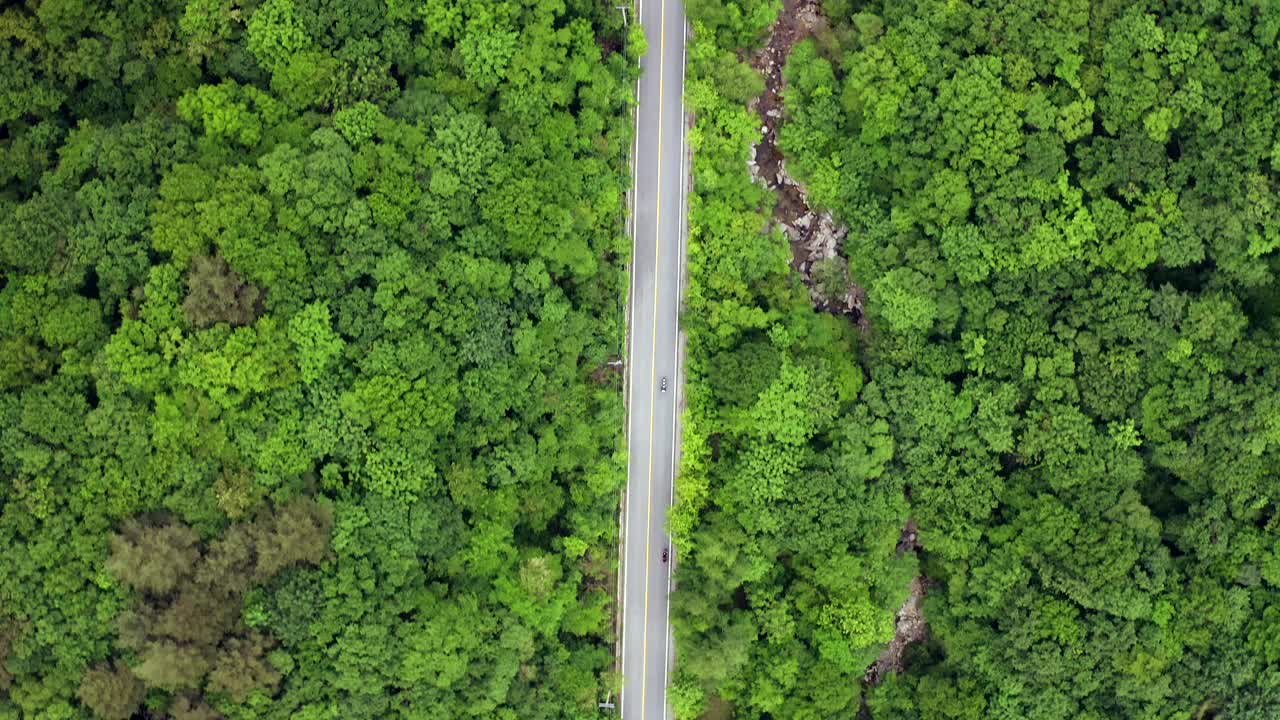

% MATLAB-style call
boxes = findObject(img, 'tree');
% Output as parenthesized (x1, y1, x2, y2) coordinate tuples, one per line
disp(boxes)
(177, 81, 289, 148)
(207, 632, 283, 702)
(872, 267, 938, 334)
(287, 301, 343, 384)
(77, 662, 145, 720)
(183, 254, 264, 329)
(106, 521, 201, 597)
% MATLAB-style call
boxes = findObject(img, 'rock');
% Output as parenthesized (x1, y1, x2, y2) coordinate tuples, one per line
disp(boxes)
(749, 145, 757, 162)
(766, 108, 782, 119)
(776, 158, 799, 188)
(795, 4, 822, 32)
(795, 213, 812, 230)
(761, 125, 769, 135)
(804, 215, 843, 262)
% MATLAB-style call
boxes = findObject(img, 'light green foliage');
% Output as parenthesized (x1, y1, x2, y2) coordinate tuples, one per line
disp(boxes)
(247, 0, 310, 74)
(668, 671, 709, 718)
(287, 302, 344, 385)
(459, 20, 519, 89)
(814, 592, 895, 672)
(151, 163, 217, 267)
(627, 22, 648, 63)
(178, 81, 289, 148)
(872, 267, 937, 333)
(687, 0, 781, 49)
(433, 112, 502, 201)
(177, 316, 297, 410)
(333, 102, 383, 146)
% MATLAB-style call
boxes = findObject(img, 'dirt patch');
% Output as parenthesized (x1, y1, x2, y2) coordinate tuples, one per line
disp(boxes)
(700, 695, 734, 720)
(597, 33, 623, 57)
(861, 522, 933, 689)
(746, 0, 867, 327)
(864, 574, 934, 686)
(895, 518, 922, 555)
(589, 356, 625, 386)
(863, 522, 932, 688)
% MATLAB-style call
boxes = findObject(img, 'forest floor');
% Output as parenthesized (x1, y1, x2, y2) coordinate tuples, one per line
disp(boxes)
(746, 0, 867, 326)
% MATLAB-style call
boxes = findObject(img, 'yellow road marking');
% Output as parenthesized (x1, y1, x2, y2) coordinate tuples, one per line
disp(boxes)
(640, 0, 667, 716)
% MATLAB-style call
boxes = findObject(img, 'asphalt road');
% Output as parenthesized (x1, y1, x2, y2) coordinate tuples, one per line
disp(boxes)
(619, 0, 687, 718)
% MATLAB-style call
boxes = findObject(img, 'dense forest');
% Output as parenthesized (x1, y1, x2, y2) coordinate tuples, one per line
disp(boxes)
(7, 0, 1280, 718)
(0, 0, 636, 718)
(673, 0, 1280, 718)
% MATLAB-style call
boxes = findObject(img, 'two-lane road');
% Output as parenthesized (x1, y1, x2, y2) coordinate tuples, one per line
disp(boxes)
(620, 0, 687, 717)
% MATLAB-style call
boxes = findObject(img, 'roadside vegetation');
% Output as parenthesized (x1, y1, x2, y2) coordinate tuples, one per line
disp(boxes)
(0, 1, 635, 718)
(675, 0, 1280, 718)
(671, 0, 911, 716)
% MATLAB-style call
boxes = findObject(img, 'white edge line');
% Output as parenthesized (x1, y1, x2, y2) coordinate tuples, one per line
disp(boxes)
(662, 13, 689, 720)
(620, 0, 642, 716)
